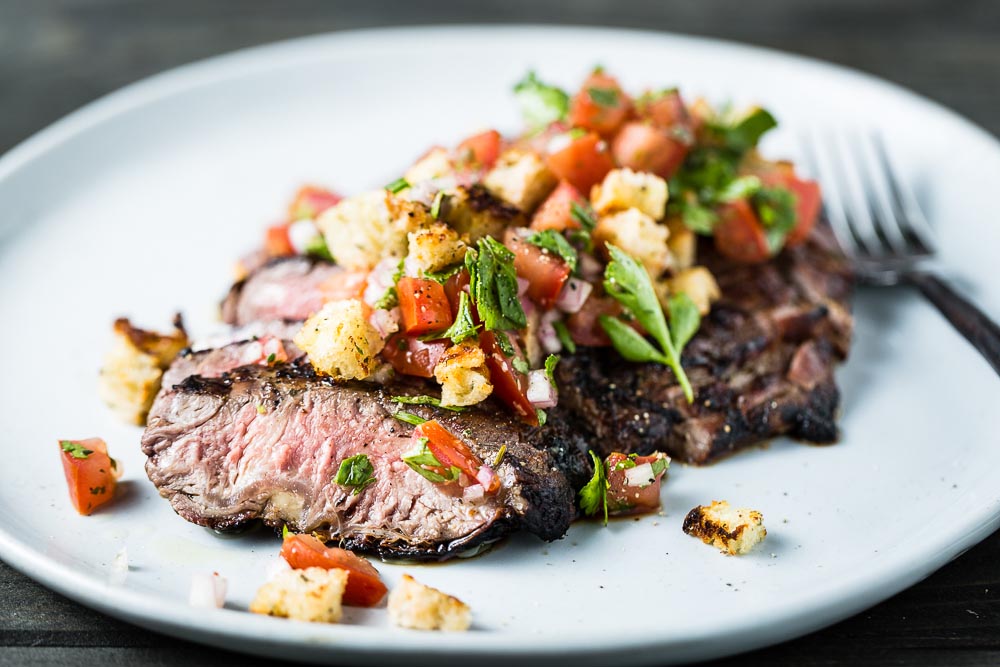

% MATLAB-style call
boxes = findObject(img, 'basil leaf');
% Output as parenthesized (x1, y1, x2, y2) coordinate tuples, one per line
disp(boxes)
(334, 454, 376, 495)
(525, 230, 578, 272)
(668, 292, 701, 353)
(469, 237, 526, 332)
(752, 186, 798, 254)
(650, 455, 670, 477)
(402, 438, 461, 484)
(578, 450, 609, 525)
(599, 316, 667, 364)
(570, 201, 597, 231)
(723, 108, 778, 152)
(513, 71, 570, 132)
(433, 291, 479, 344)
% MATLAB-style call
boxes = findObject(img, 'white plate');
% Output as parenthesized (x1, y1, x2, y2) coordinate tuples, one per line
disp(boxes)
(1, 26, 998, 666)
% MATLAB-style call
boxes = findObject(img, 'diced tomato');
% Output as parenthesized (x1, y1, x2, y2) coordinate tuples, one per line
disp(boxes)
(480, 331, 538, 425)
(289, 185, 342, 220)
(413, 420, 500, 494)
(713, 199, 772, 264)
(565, 294, 622, 347)
(319, 269, 368, 301)
(59, 438, 120, 516)
(760, 168, 822, 247)
(530, 181, 585, 232)
(569, 72, 631, 138)
(545, 132, 616, 195)
(443, 269, 472, 319)
(264, 223, 294, 257)
(605, 452, 669, 515)
(612, 122, 689, 180)
(396, 277, 454, 336)
(504, 230, 571, 309)
(281, 533, 387, 607)
(455, 129, 502, 171)
(635, 89, 690, 129)
(381, 334, 449, 378)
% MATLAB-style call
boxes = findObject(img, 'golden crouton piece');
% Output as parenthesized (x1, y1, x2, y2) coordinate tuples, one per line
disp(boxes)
(408, 222, 468, 275)
(442, 185, 526, 243)
(249, 566, 348, 623)
(388, 574, 471, 631)
(591, 168, 669, 220)
(317, 191, 429, 270)
(666, 266, 721, 316)
(98, 316, 188, 425)
(404, 147, 454, 184)
(294, 299, 385, 380)
(482, 149, 557, 212)
(683, 500, 767, 555)
(594, 208, 671, 278)
(434, 341, 493, 407)
(666, 217, 697, 270)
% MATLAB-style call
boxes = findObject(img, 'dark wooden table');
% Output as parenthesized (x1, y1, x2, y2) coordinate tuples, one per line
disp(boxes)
(1, 1, 998, 665)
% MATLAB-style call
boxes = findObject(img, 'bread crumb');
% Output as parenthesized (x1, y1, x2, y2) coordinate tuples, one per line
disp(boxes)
(682, 500, 766, 555)
(388, 574, 471, 631)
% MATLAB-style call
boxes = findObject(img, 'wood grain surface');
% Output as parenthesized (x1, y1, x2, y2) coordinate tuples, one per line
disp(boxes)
(1, 1, 998, 665)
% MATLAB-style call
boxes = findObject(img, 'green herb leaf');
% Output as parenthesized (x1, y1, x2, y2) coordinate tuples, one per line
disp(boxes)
(536, 408, 548, 426)
(613, 455, 637, 471)
(544, 354, 560, 383)
(570, 201, 597, 231)
(433, 291, 479, 344)
(578, 450, 609, 525)
(430, 190, 444, 219)
(722, 107, 778, 152)
(334, 454, 376, 495)
(752, 186, 798, 253)
(493, 330, 516, 357)
(493, 444, 507, 468)
(525, 230, 578, 272)
(282, 524, 292, 539)
(304, 234, 334, 262)
(402, 438, 461, 484)
(668, 292, 701, 353)
(599, 316, 667, 364)
(680, 203, 718, 235)
(393, 411, 427, 426)
(422, 264, 462, 284)
(717, 175, 762, 202)
(59, 440, 92, 459)
(553, 320, 577, 354)
(587, 86, 619, 108)
(650, 455, 670, 477)
(391, 395, 465, 412)
(385, 177, 410, 194)
(468, 237, 527, 332)
(266, 353, 277, 364)
(513, 71, 570, 132)
(373, 286, 398, 310)
(512, 357, 530, 374)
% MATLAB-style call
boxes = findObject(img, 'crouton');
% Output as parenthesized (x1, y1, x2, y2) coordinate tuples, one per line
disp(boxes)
(404, 147, 454, 184)
(442, 185, 526, 243)
(249, 566, 348, 623)
(294, 299, 385, 380)
(666, 217, 697, 270)
(316, 190, 429, 270)
(667, 266, 721, 316)
(682, 500, 767, 555)
(591, 168, 669, 220)
(407, 222, 468, 275)
(482, 149, 556, 212)
(434, 341, 493, 407)
(98, 317, 189, 425)
(388, 574, 471, 631)
(594, 208, 671, 278)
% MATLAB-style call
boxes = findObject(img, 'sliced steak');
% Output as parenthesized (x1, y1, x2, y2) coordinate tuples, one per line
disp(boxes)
(142, 347, 574, 560)
(221, 256, 342, 326)
(555, 223, 853, 464)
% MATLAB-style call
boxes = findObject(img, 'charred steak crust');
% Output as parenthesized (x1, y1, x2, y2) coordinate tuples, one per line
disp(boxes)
(555, 223, 854, 465)
(142, 355, 574, 560)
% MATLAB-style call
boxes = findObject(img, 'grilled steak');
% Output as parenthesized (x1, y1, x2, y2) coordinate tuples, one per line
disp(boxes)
(222, 256, 342, 326)
(555, 223, 853, 464)
(142, 344, 575, 560)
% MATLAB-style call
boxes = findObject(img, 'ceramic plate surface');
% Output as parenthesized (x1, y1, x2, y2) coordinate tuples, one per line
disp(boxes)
(1, 26, 998, 666)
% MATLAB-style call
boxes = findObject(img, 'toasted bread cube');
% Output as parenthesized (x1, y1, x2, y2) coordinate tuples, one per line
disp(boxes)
(667, 266, 721, 316)
(294, 299, 385, 380)
(98, 318, 189, 425)
(683, 500, 767, 555)
(388, 574, 471, 631)
(317, 191, 428, 270)
(442, 185, 525, 243)
(408, 222, 468, 275)
(591, 168, 669, 220)
(594, 208, 671, 278)
(483, 150, 556, 212)
(434, 341, 493, 407)
(666, 217, 697, 270)
(249, 567, 348, 623)
(404, 147, 454, 184)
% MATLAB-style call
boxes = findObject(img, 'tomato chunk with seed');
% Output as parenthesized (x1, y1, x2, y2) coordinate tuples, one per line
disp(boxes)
(545, 132, 615, 195)
(606, 452, 670, 515)
(480, 331, 538, 425)
(264, 223, 294, 257)
(289, 185, 342, 220)
(505, 230, 571, 309)
(569, 72, 631, 138)
(414, 420, 499, 493)
(612, 122, 689, 180)
(281, 533, 387, 607)
(714, 199, 771, 264)
(635, 89, 690, 129)
(531, 181, 586, 232)
(455, 129, 502, 171)
(59, 438, 120, 516)
(396, 277, 454, 336)
(381, 333, 449, 378)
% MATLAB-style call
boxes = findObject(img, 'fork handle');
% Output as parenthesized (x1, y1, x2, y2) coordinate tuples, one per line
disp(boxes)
(905, 271, 1000, 376)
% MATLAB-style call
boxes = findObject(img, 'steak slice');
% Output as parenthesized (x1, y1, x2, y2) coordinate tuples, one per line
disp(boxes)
(142, 347, 574, 560)
(555, 223, 853, 464)
(222, 256, 342, 326)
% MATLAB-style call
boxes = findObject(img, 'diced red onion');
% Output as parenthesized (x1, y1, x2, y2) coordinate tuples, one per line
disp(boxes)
(463, 483, 485, 501)
(363, 257, 401, 306)
(189, 572, 227, 609)
(516, 277, 530, 297)
(368, 308, 400, 339)
(625, 463, 656, 488)
(538, 310, 563, 354)
(526, 369, 558, 408)
(476, 465, 498, 491)
(402, 181, 440, 207)
(578, 252, 603, 281)
(288, 218, 320, 255)
(555, 278, 593, 314)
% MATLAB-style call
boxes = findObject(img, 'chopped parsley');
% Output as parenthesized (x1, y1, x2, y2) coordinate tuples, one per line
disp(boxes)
(513, 71, 570, 132)
(544, 354, 560, 383)
(391, 395, 464, 412)
(578, 450, 609, 525)
(552, 320, 576, 354)
(385, 177, 410, 194)
(304, 234, 334, 262)
(536, 408, 548, 426)
(430, 190, 445, 219)
(525, 230, 578, 272)
(569, 200, 597, 231)
(599, 245, 698, 402)
(393, 411, 427, 426)
(587, 86, 619, 108)
(266, 353, 277, 364)
(422, 264, 462, 284)
(512, 357, 530, 374)
(402, 438, 461, 484)
(334, 454, 376, 495)
(466, 237, 526, 332)
(373, 286, 398, 310)
(752, 186, 798, 252)
(60, 440, 93, 459)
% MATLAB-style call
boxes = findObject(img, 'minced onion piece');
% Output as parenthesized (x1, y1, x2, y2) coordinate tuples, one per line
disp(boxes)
(516, 277, 530, 297)
(538, 310, 564, 354)
(526, 369, 558, 408)
(369, 307, 400, 339)
(189, 572, 228, 609)
(624, 462, 657, 488)
(475, 465, 498, 490)
(463, 483, 486, 501)
(578, 252, 604, 281)
(288, 218, 321, 255)
(555, 277, 593, 314)
(363, 256, 401, 307)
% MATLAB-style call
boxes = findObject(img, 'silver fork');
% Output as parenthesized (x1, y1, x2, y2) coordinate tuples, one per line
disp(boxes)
(802, 131, 1000, 376)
